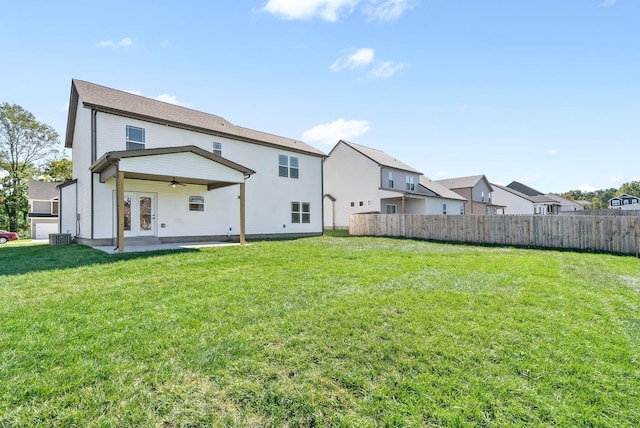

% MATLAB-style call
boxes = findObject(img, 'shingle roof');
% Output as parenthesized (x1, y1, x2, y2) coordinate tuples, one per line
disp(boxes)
(506, 181, 544, 196)
(335, 140, 422, 174)
(66, 79, 325, 157)
(28, 181, 59, 200)
(436, 174, 493, 191)
(492, 183, 558, 204)
(419, 177, 467, 201)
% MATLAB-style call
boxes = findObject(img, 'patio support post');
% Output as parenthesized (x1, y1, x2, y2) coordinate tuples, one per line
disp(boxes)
(117, 171, 125, 251)
(239, 182, 246, 245)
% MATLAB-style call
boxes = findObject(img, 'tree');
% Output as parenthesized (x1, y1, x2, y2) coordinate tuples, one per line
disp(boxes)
(39, 157, 72, 182)
(618, 181, 640, 198)
(0, 103, 60, 232)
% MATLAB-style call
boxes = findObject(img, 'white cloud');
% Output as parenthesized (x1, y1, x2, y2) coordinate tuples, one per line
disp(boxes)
(578, 184, 600, 192)
(364, 0, 416, 21)
(330, 48, 375, 71)
(156, 94, 189, 107)
(261, 0, 414, 21)
(600, 0, 617, 7)
(302, 118, 371, 145)
(331, 48, 408, 79)
(262, 0, 358, 22)
(95, 37, 133, 48)
(368, 60, 409, 78)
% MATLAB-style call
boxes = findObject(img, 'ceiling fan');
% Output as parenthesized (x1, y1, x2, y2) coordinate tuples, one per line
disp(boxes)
(170, 177, 187, 187)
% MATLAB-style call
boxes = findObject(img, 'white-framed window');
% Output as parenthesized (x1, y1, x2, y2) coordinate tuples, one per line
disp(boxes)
(481, 191, 485, 202)
(126, 125, 145, 150)
(633, 199, 638, 205)
(612, 199, 621, 206)
(442, 203, 447, 215)
(623, 199, 629, 205)
(212, 141, 222, 156)
(291, 202, 310, 223)
(350, 202, 355, 207)
(189, 195, 204, 211)
(279, 155, 299, 178)
(385, 204, 397, 214)
(52, 200, 59, 215)
(359, 201, 364, 206)
(406, 176, 415, 191)
(388, 172, 394, 188)
(460, 205, 464, 215)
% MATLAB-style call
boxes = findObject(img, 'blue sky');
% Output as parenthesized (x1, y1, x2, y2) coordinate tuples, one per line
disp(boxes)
(1, 0, 638, 193)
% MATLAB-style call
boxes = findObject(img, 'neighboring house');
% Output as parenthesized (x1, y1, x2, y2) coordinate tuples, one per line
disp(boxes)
(506, 181, 588, 213)
(436, 175, 504, 215)
(60, 79, 325, 250)
(28, 181, 60, 239)
(609, 194, 640, 210)
(322, 140, 466, 229)
(492, 183, 560, 215)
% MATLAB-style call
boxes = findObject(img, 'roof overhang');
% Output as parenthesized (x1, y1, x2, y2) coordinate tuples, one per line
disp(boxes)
(90, 145, 255, 190)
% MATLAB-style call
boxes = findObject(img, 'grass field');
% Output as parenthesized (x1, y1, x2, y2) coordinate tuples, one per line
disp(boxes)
(1, 234, 639, 426)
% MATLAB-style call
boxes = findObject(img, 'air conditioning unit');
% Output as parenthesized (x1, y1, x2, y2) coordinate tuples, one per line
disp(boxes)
(49, 233, 72, 246)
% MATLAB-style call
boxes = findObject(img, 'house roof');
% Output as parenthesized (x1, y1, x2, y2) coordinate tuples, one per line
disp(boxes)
(66, 79, 325, 157)
(609, 193, 640, 201)
(28, 181, 59, 200)
(436, 174, 494, 192)
(333, 140, 422, 174)
(419, 177, 467, 201)
(506, 181, 544, 196)
(492, 183, 558, 204)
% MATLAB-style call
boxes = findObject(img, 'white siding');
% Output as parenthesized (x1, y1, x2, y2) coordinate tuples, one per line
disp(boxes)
(85, 110, 323, 239)
(492, 187, 533, 215)
(59, 182, 77, 235)
(424, 197, 466, 215)
(120, 152, 245, 183)
(323, 143, 387, 229)
(72, 106, 93, 239)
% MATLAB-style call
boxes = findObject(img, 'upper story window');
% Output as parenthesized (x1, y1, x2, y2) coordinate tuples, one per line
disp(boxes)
(481, 191, 485, 202)
(126, 125, 145, 150)
(388, 172, 394, 188)
(212, 141, 222, 156)
(279, 155, 299, 178)
(406, 176, 415, 191)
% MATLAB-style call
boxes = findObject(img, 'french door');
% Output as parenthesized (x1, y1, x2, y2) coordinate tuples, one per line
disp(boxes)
(120, 192, 156, 237)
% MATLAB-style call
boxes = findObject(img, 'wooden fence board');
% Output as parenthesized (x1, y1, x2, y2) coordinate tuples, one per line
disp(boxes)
(349, 214, 640, 256)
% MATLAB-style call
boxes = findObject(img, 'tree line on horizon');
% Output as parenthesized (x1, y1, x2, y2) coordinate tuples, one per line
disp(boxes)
(561, 182, 640, 210)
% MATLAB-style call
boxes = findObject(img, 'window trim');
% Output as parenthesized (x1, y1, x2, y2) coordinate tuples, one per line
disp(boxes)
(126, 125, 145, 150)
(279, 154, 299, 179)
(291, 201, 310, 223)
(189, 195, 205, 212)
(212, 141, 222, 156)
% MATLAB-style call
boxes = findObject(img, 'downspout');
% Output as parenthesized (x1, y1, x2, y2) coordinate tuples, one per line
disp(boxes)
(90, 110, 97, 240)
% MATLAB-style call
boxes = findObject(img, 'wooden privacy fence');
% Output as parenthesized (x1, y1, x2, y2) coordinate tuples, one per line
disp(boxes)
(349, 214, 640, 255)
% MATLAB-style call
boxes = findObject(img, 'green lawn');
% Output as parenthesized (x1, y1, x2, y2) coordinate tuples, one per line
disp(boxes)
(1, 235, 639, 427)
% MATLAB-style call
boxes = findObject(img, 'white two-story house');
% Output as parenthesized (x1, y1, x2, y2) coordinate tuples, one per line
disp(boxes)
(59, 79, 325, 250)
(323, 140, 466, 229)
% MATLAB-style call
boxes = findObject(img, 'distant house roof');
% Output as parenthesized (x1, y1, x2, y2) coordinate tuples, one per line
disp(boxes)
(506, 181, 544, 196)
(436, 174, 494, 192)
(419, 177, 467, 201)
(332, 140, 422, 174)
(28, 181, 59, 200)
(609, 193, 640, 202)
(66, 79, 325, 157)
(492, 183, 558, 204)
